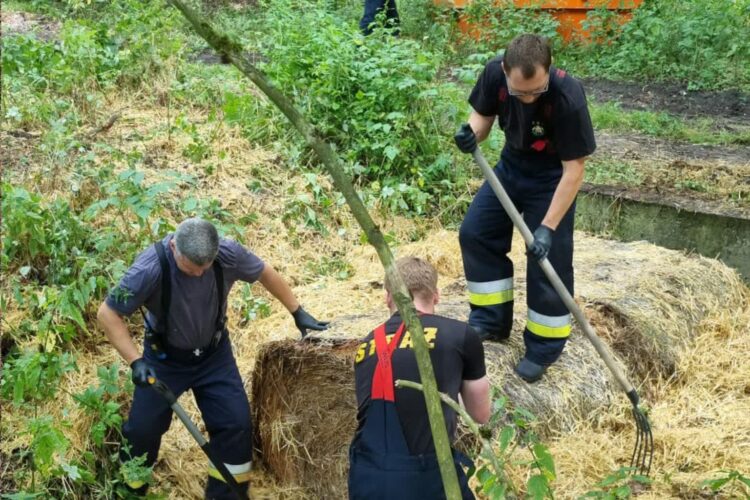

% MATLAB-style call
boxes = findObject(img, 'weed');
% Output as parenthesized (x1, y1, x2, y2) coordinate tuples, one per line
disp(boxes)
(579, 467, 651, 499)
(585, 159, 642, 186)
(174, 113, 215, 163)
(235, 283, 272, 326)
(470, 389, 556, 499)
(305, 255, 354, 281)
(0, 350, 77, 406)
(701, 469, 750, 498)
(1, 184, 90, 284)
(84, 168, 180, 245)
(675, 179, 709, 193)
(73, 364, 125, 447)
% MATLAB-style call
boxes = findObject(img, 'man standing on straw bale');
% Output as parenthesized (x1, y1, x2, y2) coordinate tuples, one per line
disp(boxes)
(454, 34, 596, 383)
(97, 217, 328, 499)
(349, 257, 490, 499)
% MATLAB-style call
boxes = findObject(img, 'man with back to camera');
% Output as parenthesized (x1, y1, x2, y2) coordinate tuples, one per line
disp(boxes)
(97, 217, 328, 499)
(454, 34, 596, 383)
(348, 256, 490, 499)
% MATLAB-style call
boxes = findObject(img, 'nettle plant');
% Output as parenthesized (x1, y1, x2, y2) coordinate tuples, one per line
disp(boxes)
(444, 387, 650, 499)
(1, 355, 152, 498)
(468, 391, 557, 499)
(701, 470, 750, 499)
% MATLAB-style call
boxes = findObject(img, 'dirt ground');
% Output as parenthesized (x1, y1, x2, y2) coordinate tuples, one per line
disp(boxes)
(592, 131, 750, 214)
(1, 10, 60, 41)
(595, 131, 750, 167)
(582, 77, 750, 127)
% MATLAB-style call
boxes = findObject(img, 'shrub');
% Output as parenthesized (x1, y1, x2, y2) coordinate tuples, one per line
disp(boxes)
(221, 0, 467, 214)
(565, 0, 750, 90)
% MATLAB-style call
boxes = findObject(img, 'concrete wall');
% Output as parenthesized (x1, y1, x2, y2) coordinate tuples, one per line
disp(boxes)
(576, 184, 750, 281)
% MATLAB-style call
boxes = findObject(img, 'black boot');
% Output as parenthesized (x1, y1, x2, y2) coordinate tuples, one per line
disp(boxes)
(515, 357, 547, 383)
(473, 327, 509, 343)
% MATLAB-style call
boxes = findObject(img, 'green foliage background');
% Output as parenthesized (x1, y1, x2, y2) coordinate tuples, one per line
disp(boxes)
(2, 0, 748, 497)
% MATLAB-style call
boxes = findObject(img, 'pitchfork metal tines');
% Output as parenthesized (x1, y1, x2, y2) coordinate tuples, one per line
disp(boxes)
(628, 390, 654, 476)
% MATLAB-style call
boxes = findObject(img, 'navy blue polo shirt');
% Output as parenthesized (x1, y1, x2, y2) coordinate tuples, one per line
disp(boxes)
(106, 235, 265, 349)
(469, 55, 596, 163)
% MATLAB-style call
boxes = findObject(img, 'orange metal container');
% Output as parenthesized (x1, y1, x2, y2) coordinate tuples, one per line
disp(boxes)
(436, 0, 643, 42)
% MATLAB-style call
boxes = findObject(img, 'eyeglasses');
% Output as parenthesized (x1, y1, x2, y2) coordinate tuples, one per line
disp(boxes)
(506, 76, 549, 97)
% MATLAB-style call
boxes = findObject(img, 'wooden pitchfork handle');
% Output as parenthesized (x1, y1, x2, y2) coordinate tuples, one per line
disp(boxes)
(469, 148, 641, 405)
(148, 377, 250, 499)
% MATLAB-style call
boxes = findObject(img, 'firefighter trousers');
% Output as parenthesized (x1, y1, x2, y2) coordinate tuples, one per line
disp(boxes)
(459, 156, 575, 365)
(121, 335, 252, 499)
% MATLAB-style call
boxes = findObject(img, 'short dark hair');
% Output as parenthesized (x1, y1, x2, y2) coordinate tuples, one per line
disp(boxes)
(384, 257, 438, 301)
(503, 34, 551, 79)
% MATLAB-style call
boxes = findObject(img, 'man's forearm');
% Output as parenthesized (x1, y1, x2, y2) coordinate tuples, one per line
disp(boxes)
(468, 111, 495, 143)
(97, 302, 140, 364)
(542, 158, 585, 230)
(460, 376, 491, 425)
(259, 265, 300, 313)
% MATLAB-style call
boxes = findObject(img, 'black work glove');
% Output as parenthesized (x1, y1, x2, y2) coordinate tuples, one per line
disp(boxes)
(453, 123, 477, 154)
(292, 306, 329, 338)
(527, 225, 554, 261)
(130, 358, 156, 388)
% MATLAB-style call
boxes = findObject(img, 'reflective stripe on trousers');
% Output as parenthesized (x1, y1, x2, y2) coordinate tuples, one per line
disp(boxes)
(526, 309, 571, 339)
(208, 460, 253, 484)
(467, 279, 514, 306)
(459, 154, 575, 364)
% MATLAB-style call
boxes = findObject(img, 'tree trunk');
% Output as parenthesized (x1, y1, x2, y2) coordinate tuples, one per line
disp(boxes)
(166, 1, 462, 498)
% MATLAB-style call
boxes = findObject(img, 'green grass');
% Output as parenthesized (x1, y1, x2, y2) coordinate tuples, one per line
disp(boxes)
(584, 158, 643, 186)
(590, 102, 750, 146)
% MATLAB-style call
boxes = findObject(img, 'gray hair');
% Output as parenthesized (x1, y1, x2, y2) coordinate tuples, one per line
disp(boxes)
(174, 218, 219, 265)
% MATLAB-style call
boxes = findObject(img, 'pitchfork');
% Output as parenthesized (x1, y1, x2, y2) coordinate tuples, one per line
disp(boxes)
(148, 377, 250, 499)
(469, 146, 653, 476)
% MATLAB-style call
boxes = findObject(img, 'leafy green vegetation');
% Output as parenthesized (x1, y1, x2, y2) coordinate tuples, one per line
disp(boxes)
(579, 467, 651, 499)
(701, 469, 750, 498)
(471, 391, 557, 499)
(214, 0, 475, 215)
(2, 0, 186, 126)
(2, 0, 748, 496)
(563, 0, 750, 90)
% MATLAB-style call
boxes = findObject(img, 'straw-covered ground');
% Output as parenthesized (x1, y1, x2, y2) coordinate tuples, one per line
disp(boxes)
(251, 232, 750, 499)
(3, 97, 749, 498)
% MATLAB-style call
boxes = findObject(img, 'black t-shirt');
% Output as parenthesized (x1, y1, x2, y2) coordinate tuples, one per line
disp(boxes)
(469, 55, 596, 162)
(354, 313, 486, 455)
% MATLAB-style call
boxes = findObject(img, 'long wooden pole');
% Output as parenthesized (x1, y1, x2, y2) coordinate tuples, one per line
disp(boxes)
(470, 149, 637, 398)
(166, 2, 462, 497)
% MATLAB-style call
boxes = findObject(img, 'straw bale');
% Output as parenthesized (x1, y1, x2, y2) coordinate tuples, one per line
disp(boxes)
(250, 233, 747, 498)
(572, 236, 746, 380)
(251, 339, 360, 500)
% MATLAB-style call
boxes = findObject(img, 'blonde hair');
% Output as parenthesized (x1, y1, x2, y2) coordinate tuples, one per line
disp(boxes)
(384, 257, 438, 300)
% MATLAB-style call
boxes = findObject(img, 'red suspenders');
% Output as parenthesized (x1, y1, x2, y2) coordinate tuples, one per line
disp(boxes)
(370, 322, 406, 402)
